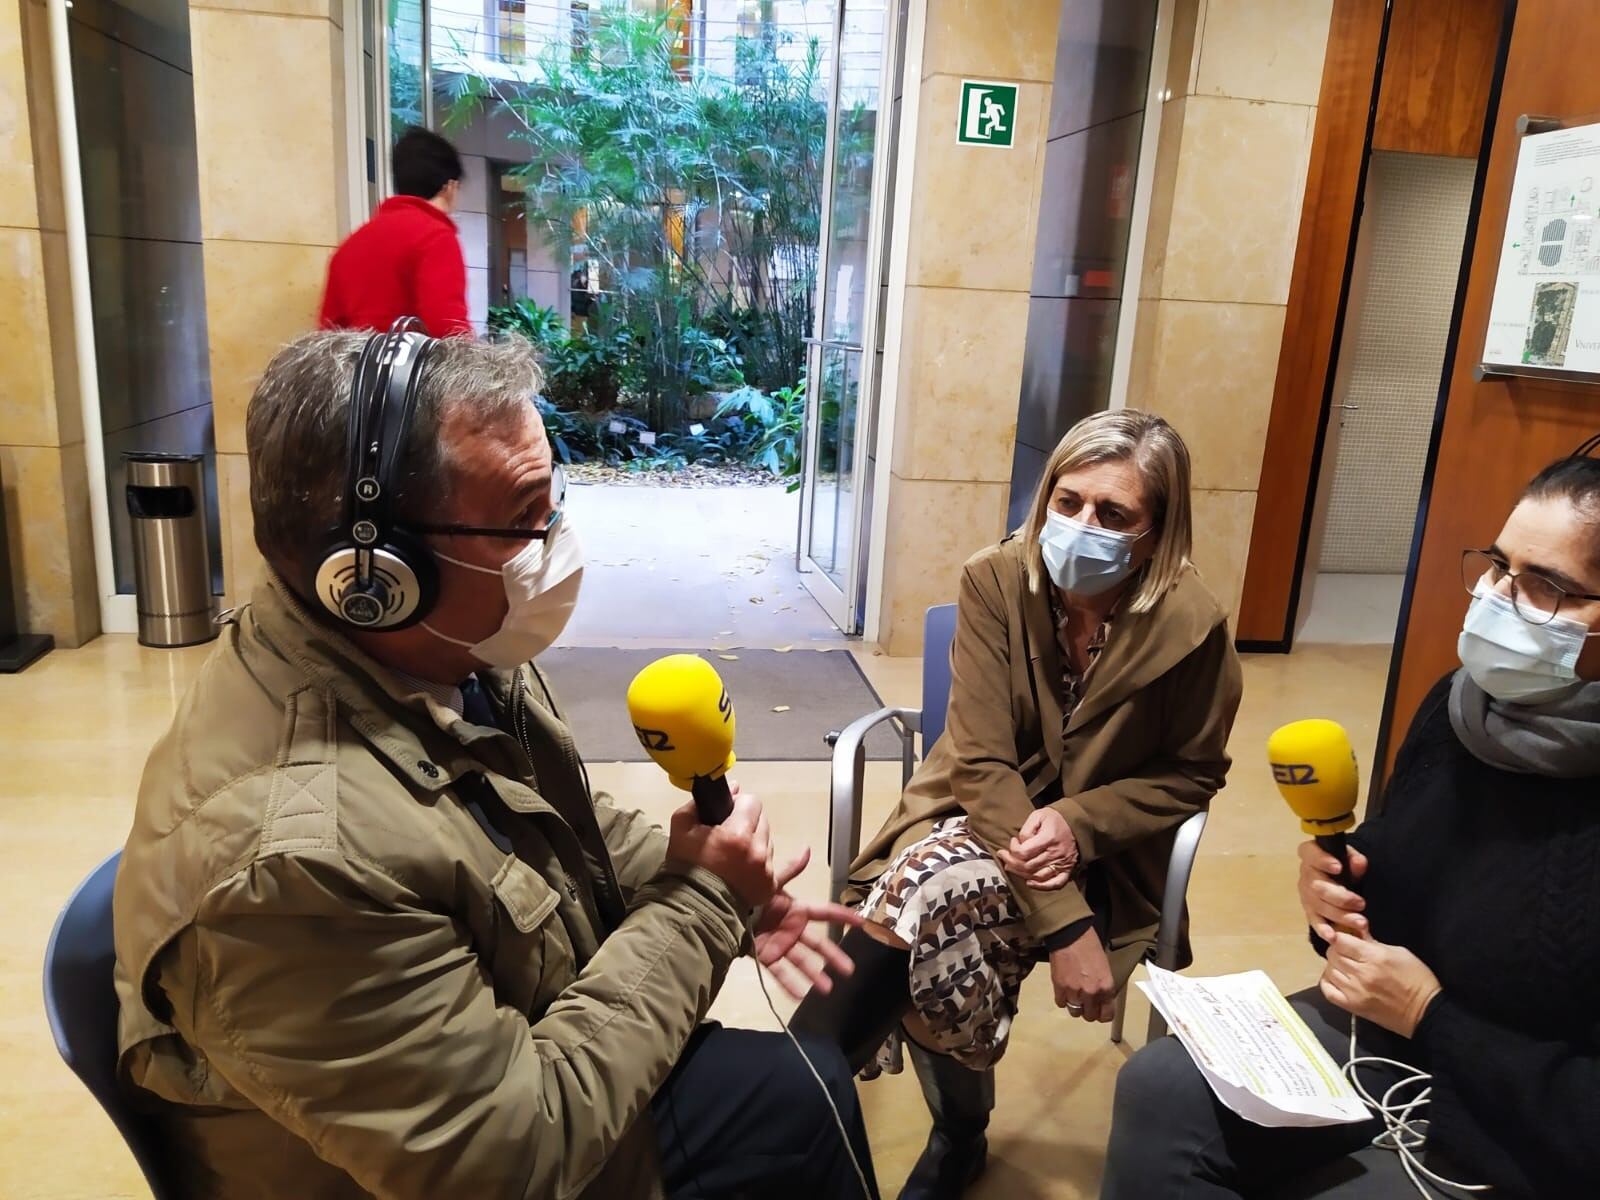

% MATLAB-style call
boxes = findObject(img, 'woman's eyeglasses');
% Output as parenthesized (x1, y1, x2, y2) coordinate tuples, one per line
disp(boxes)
(402, 463, 568, 542)
(1461, 547, 1600, 626)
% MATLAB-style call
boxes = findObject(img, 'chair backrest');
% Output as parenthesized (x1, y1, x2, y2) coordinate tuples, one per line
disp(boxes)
(919, 603, 958, 753)
(43, 850, 176, 1198)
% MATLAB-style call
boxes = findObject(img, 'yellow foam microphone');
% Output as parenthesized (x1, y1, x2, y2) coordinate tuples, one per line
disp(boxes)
(1267, 718, 1359, 880)
(626, 654, 737, 824)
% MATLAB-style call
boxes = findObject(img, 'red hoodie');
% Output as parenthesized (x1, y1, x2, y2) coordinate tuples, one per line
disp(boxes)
(318, 196, 471, 337)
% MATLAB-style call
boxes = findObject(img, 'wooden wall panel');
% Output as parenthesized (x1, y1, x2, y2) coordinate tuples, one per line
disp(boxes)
(1373, 0, 1506, 156)
(1382, 0, 1599, 776)
(1235, 0, 1385, 645)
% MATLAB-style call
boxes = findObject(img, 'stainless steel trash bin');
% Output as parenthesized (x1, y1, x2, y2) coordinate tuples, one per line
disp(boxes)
(126, 453, 217, 648)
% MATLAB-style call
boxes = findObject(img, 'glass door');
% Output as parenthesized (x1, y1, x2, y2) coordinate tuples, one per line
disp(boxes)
(797, 0, 900, 633)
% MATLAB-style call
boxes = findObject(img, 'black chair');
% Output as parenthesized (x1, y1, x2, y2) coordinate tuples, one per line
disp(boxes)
(43, 850, 178, 1197)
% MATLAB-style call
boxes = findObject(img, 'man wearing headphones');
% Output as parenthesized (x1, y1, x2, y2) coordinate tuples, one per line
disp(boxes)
(111, 324, 880, 1199)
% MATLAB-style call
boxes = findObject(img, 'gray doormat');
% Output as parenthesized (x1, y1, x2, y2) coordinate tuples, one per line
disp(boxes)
(538, 647, 903, 763)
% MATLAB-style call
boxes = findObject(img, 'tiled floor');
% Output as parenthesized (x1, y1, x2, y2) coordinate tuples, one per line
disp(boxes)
(1295, 573, 1406, 645)
(1, 634, 1393, 1199)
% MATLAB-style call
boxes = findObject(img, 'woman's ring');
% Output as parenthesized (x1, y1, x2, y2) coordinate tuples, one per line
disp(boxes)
(1066, 1002, 1084, 1015)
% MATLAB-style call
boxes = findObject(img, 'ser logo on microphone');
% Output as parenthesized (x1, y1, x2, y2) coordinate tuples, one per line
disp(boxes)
(634, 727, 675, 752)
(1272, 763, 1319, 785)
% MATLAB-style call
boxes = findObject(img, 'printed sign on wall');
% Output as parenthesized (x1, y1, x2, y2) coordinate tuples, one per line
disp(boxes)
(957, 80, 1018, 148)
(1483, 121, 1600, 375)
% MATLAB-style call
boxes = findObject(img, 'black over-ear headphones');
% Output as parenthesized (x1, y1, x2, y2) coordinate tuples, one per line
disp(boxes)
(310, 317, 442, 631)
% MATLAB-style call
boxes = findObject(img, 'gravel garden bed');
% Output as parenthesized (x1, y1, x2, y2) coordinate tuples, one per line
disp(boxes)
(566, 462, 792, 488)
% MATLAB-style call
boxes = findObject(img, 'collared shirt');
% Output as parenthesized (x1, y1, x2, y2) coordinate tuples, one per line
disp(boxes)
(392, 668, 465, 718)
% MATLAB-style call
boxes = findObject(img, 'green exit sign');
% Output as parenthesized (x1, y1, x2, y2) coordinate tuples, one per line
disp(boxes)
(957, 79, 1018, 148)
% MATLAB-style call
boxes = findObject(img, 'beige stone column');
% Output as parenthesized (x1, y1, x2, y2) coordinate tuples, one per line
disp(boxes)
(874, 0, 1058, 655)
(0, 0, 98, 646)
(456, 152, 492, 331)
(190, 0, 352, 606)
(1128, 0, 1333, 616)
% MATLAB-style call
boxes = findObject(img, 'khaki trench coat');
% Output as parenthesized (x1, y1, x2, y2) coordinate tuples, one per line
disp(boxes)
(851, 536, 1244, 984)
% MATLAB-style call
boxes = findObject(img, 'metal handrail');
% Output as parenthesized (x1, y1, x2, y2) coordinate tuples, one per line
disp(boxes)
(802, 336, 865, 352)
(1155, 809, 1208, 970)
(823, 705, 920, 909)
(1110, 808, 1209, 1045)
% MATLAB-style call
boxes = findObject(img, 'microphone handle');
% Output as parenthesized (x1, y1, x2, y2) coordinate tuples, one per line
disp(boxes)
(1316, 832, 1349, 883)
(691, 775, 734, 825)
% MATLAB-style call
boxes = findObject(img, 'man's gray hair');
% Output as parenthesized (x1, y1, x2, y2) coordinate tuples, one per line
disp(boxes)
(245, 330, 541, 579)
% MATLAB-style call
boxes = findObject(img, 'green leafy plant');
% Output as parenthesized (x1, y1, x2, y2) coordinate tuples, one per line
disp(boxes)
(386, 0, 424, 135)
(534, 402, 661, 467)
(679, 327, 746, 396)
(442, 3, 825, 431)
(714, 380, 806, 485)
(488, 299, 566, 349)
(436, 6, 847, 479)
(492, 300, 628, 412)
(533, 398, 590, 464)
(536, 379, 806, 477)
(591, 412, 654, 462)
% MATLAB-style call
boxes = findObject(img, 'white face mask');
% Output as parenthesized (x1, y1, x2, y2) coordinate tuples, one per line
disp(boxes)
(423, 521, 584, 668)
(1038, 509, 1146, 596)
(1457, 586, 1597, 705)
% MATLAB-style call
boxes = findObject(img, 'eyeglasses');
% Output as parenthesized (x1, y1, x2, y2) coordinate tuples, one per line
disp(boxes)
(402, 463, 567, 542)
(1460, 548, 1600, 626)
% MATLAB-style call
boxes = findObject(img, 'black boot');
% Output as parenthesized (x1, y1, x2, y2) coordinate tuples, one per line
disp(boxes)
(790, 927, 912, 1074)
(898, 1041, 993, 1200)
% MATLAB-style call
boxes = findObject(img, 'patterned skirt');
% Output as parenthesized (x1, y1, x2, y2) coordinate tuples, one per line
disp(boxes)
(856, 816, 1043, 1076)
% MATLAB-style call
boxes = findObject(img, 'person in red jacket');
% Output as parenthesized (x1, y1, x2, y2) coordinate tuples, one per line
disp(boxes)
(319, 128, 472, 337)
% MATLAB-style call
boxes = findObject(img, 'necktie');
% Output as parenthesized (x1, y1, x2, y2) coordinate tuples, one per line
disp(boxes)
(460, 674, 501, 731)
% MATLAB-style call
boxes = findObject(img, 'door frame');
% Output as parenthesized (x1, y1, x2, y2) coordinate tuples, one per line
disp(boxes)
(1108, 0, 1176, 409)
(796, 0, 908, 634)
(859, 0, 924, 647)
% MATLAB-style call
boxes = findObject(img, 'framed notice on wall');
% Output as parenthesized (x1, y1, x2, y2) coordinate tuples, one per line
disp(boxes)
(1482, 118, 1600, 382)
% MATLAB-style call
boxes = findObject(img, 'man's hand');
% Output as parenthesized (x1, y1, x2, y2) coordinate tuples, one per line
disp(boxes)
(666, 789, 775, 908)
(996, 807, 1079, 891)
(1048, 924, 1116, 1022)
(1297, 839, 1370, 941)
(752, 848, 863, 1000)
(1320, 930, 1442, 1038)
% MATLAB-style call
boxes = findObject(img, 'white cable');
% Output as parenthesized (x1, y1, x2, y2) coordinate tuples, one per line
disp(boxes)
(755, 964, 874, 1200)
(1343, 1015, 1490, 1200)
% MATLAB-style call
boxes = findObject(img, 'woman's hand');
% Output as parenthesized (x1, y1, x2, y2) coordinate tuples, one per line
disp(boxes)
(996, 807, 1080, 891)
(1320, 930, 1442, 1038)
(1049, 925, 1116, 1022)
(1297, 839, 1370, 941)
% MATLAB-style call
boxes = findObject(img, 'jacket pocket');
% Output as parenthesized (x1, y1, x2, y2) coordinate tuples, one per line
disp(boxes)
(490, 856, 575, 1015)
(491, 855, 562, 932)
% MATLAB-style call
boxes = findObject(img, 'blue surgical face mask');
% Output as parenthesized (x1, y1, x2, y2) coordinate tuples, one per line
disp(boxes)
(1457, 586, 1597, 705)
(1038, 510, 1147, 597)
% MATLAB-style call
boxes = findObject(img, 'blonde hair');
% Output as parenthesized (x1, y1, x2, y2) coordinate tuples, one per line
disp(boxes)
(1021, 409, 1193, 614)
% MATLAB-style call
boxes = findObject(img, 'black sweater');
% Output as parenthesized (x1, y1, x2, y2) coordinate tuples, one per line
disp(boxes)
(1336, 674, 1600, 1197)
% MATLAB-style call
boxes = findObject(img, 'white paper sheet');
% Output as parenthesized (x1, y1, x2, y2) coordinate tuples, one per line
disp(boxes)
(1482, 121, 1600, 374)
(1136, 965, 1371, 1129)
